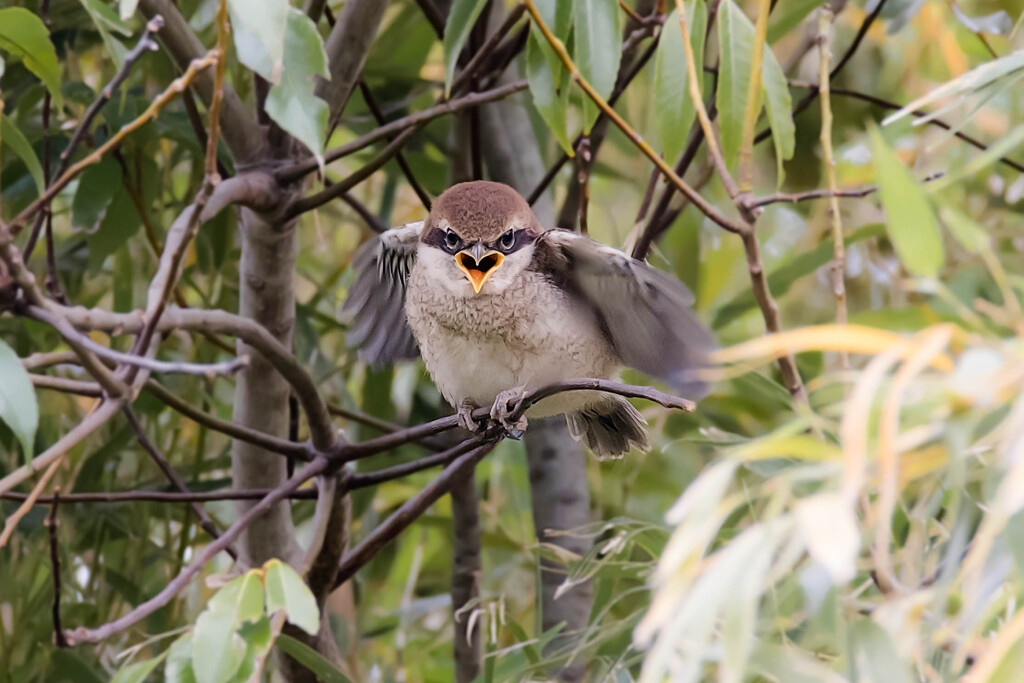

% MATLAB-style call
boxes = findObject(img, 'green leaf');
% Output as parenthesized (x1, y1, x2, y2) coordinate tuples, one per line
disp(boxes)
(761, 43, 794, 186)
(1, 112, 45, 196)
(228, 0, 289, 83)
(238, 616, 273, 657)
(208, 571, 265, 625)
(72, 157, 122, 231)
(654, 2, 706, 164)
(77, 0, 129, 68)
(265, 9, 330, 165)
(868, 124, 944, 278)
(0, 7, 63, 109)
(264, 559, 319, 635)
(0, 338, 39, 461)
(111, 651, 170, 683)
(939, 205, 991, 253)
(573, 0, 620, 132)
(191, 611, 246, 683)
(766, 0, 826, 43)
(276, 635, 355, 683)
(88, 185, 142, 273)
(165, 634, 197, 683)
(442, 0, 489, 95)
(526, 27, 573, 155)
(716, 0, 756, 170)
(925, 124, 1024, 195)
(713, 223, 884, 328)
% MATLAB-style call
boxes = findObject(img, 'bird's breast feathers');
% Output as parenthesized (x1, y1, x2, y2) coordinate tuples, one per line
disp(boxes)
(405, 248, 616, 409)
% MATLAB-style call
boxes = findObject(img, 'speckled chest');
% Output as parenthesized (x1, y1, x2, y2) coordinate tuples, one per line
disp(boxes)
(404, 257, 614, 407)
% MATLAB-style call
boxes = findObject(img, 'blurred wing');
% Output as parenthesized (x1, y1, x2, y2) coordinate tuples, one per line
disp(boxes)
(534, 230, 715, 396)
(340, 221, 424, 364)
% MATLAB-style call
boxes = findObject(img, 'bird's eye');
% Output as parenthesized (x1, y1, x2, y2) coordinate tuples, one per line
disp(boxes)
(444, 229, 460, 250)
(499, 230, 515, 250)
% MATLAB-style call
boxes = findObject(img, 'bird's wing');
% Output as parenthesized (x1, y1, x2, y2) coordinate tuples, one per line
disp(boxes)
(340, 221, 424, 363)
(533, 229, 715, 396)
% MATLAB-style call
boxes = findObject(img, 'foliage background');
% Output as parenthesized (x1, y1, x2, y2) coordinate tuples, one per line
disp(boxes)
(2, 0, 1024, 681)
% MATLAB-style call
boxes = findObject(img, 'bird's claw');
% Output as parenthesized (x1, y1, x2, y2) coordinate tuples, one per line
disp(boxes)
(457, 400, 485, 433)
(490, 386, 528, 439)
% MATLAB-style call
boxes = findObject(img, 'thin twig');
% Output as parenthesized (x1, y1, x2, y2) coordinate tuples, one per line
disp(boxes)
(357, 80, 432, 209)
(48, 489, 68, 647)
(817, 10, 848, 370)
(23, 16, 164, 258)
(524, 1, 742, 233)
(333, 440, 499, 588)
(750, 172, 944, 208)
(122, 405, 238, 559)
(8, 50, 216, 235)
(276, 81, 528, 184)
(63, 458, 330, 645)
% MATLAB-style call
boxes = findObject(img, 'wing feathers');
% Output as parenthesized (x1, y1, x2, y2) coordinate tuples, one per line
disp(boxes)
(340, 221, 423, 364)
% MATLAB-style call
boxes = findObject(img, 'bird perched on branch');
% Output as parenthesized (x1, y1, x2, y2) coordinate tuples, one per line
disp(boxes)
(342, 181, 713, 458)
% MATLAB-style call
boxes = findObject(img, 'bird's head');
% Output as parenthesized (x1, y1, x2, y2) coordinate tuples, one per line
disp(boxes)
(419, 181, 542, 296)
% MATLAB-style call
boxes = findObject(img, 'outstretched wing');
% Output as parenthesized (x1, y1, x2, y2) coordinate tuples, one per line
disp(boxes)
(340, 221, 424, 364)
(533, 230, 715, 396)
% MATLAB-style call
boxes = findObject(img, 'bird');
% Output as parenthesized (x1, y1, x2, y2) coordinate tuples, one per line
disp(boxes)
(341, 180, 713, 458)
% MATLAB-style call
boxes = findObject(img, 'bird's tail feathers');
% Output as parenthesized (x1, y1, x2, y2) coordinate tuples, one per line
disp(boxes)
(566, 396, 650, 460)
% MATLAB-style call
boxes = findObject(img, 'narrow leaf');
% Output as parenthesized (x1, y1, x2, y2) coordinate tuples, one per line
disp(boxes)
(228, 0, 289, 83)
(442, 0, 489, 95)
(655, 1, 706, 164)
(716, 0, 756, 170)
(574, 0, 620, 132)
(0, 8, 63, 108)
(761, 44, 795, 186)
(767, 0, 826, 43)
(526, 27, 574, 155)
(111, 652, 169, 683)
(264, 559, 319, 635)
(0, 339, 39, 461)
(72, 157, 122, 231)
(1, 112, 45, 195)
(926, 124, 1024, 194)
(265, 9, 330, 165)
(276, 635, 355, 683)
(868, 125, 944, 278)
(938, 205, 990, 253)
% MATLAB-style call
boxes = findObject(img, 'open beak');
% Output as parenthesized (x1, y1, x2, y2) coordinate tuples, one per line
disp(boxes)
(455, 244, 504, 294)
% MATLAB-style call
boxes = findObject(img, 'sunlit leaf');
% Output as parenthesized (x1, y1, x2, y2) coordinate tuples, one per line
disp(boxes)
(0, 8, 63, 108)
(228, 0, 289, 83)
(574, 0, 620, 132)
(716, 0, 756, 170)
(192, 611, 246, 683)
(850, 619, 915, 683)
(264, 559, 319, 635)
(442, 0, 489, 95)
(1, 112, 45, 195)
(939, 205, 990, 253)
(208, 571, 265, 625)
(0, 339, 39, 461)
(868, 124, 944, 278)
(926, 124, 1024, 194)
(654, 1, 706, 164)
(796, 493, 858, 584)
(265, 8, 330, 165)
(165, 634, 197, 683)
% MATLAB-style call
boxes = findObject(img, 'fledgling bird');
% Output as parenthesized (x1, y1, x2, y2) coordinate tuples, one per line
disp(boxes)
(341, 181, 713, 458)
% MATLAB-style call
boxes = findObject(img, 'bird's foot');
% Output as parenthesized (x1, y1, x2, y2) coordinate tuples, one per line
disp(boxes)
(490, 386, 528, 439)
(457, 399, 485, 433)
